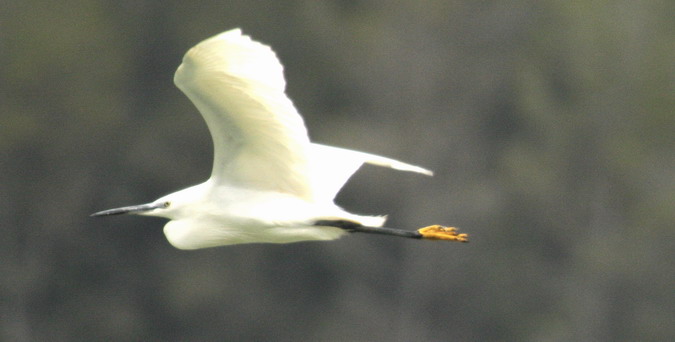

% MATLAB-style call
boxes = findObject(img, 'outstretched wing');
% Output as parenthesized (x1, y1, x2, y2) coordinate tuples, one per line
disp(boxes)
(174, 29, 313, 198)
(308, 144, 433, 202)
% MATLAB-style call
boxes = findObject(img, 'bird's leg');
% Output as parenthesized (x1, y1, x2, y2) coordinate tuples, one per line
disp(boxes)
(313, 220, 468, 242)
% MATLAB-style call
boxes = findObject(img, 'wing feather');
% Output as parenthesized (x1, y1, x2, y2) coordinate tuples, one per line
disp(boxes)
(308, 144, 432, 201)
(174, 29, 313, 198)
(174, 29, 432, 203)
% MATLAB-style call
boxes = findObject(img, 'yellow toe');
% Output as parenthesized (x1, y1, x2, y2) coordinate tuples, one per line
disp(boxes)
(417, 225, 469, 242)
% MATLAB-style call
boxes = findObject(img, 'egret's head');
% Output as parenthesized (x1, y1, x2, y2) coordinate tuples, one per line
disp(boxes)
(91, 183, 209, 219)
(90, 200, 172, 218)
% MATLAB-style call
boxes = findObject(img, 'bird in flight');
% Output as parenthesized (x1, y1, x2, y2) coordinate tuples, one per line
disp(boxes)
(91, 29, 468, 249)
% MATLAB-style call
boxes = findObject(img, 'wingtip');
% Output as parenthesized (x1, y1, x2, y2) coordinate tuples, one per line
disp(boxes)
(395, 164, 434, 176)
(220, 28, 243, 37)
(206, 28, 246, 44)
(409, 165, 433, 176)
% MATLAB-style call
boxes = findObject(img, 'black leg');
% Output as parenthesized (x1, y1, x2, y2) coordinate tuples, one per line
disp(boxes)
(313, 219, 421, 239)
(313, 219, 468, 242)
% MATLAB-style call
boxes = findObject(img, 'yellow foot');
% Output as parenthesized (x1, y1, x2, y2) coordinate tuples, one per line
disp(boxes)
(417, 225, 469, 242)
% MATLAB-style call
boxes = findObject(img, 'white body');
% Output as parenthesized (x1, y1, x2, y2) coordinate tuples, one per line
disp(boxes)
(108, 29, 432, 249)
(159, 178, 376, 249)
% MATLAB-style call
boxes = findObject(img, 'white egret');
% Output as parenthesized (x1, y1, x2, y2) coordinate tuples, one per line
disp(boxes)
(92, 29, 467, 249)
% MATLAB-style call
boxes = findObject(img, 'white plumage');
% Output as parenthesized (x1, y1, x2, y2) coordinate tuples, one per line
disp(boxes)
(91, 29, 462, 250)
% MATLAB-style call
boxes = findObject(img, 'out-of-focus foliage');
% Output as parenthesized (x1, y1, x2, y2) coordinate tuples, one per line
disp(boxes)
(1, 1, 672, 341)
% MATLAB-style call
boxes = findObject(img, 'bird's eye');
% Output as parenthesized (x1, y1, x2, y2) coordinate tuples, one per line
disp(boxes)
(163, 201, 171, 208)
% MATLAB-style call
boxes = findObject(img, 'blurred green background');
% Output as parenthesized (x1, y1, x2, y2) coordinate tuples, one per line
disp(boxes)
(1, 1, 673, 341)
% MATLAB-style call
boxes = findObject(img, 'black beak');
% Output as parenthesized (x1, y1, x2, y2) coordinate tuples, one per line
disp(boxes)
(90, 203, 164, 217)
